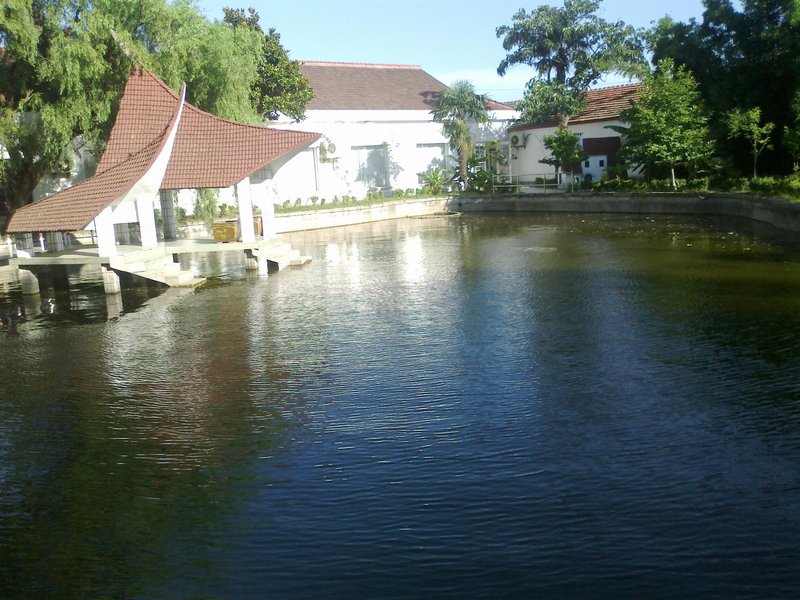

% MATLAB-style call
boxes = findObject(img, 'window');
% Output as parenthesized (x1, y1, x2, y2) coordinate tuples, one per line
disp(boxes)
(473, 143, 487, 171)
(353, 145, 389, 189)
(585, 160, 590, 168)
(599, 159, 605, 167)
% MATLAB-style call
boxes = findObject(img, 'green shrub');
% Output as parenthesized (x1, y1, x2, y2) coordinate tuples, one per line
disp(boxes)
(193, 188, 219, 225)
(175, 206, 187, 226)
(783, 175, 800, 196)
(420, 167, 448, 195)
(750, 176, 777, 193)
(686, 177, 710, 191)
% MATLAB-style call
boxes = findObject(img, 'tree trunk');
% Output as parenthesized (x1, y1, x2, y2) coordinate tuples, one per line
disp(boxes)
(459, 150, 468, 191)
(9, 161, 46, 210)
(671, 166, 677, 190)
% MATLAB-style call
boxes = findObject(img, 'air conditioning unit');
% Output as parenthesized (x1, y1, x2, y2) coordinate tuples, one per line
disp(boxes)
(510, 133, 527, 148)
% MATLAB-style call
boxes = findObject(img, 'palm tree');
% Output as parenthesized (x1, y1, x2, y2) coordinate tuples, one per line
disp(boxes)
(431, 81, 490, 190)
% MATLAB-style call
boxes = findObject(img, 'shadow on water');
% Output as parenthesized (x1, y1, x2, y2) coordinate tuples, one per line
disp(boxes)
(0, 275, 306, 598)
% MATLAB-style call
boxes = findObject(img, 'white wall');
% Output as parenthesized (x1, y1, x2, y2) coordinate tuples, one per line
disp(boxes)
(274, 108, 518, 203)
(510, 119, 627, 183)
(33, 137, 98, 201)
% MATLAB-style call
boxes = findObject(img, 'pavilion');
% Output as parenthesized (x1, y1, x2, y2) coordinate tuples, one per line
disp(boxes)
(6, 67, 320, 288)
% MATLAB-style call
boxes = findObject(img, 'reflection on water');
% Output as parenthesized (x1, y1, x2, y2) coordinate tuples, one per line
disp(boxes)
(1, 213, 800, 598)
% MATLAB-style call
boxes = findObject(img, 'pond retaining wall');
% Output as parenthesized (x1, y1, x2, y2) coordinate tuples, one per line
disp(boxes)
(447, 193, 800, 233)
(273, 193, 800, 235)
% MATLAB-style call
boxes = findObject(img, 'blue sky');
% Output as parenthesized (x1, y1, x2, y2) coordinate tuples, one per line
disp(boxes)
(194, 0, 710, 101)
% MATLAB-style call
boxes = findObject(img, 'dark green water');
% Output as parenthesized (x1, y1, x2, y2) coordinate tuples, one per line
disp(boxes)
(1, 213, 799, 598)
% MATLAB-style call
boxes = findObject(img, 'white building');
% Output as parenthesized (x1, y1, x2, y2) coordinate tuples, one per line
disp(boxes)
(508, 84, 641, 187)
(272, 61, 519, 203)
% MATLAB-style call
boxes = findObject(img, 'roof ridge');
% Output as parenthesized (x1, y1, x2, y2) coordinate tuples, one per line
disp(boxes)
(302, 61, 423, 70)
(589, 82, 643, 92)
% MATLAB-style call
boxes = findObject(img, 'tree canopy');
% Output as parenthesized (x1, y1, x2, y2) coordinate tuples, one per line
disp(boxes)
(0, 1, 312, 211)
(497, 0, 645, 126)
(430, 80, 490, 190)
(540, 126, 586, 179)
(727, 107, 775, 179)
(650, 0, 800, 175)
(616, 59, 715, 188)
(222, 8, 313, 122)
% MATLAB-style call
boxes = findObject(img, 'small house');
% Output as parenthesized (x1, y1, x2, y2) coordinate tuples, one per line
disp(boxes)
(508, 83, 641, 187)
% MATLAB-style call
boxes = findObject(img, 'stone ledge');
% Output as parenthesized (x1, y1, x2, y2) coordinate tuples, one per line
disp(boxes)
(445, 193, 800, 233)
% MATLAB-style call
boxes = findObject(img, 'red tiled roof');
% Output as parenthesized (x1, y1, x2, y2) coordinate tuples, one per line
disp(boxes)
(6, 88, 183, 234)
(301, 61, 514, 111)
(509, 83, 641, 131)
(162, 102, 320, 189)
(8, 67, 320, 233)
(101, 68, 321, 189)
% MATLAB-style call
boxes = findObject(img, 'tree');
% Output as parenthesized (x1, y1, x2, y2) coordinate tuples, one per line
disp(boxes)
(431, 81, 490, 190)
(222, 7, 313, 121)
(497, 0, 645, 126)
(727, 107, 774, 178)
(540, 126, 586, 185)
(650, 0, 800, 174)
(0, 1, 301, 214)
(784, 124, 800, 172)
(615, 59, 715, 189)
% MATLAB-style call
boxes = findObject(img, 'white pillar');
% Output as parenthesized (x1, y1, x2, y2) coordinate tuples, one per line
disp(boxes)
(102, 267, 121, 294)
(235, 178, 256, 243)
(250, 166, 278, 238)
(95, 206, 117, 257)
(105, 291, 123, 319)
(262, 200, 276, 237)
(136, 195, 158, 248)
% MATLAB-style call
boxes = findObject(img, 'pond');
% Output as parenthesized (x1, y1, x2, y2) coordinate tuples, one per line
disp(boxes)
(1, 213, 799, 598)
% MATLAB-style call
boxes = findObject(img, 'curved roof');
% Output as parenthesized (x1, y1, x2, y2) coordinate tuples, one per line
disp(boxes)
(100, 68, 321, 189)
(8, 67, 321, 233)
(7, 85, 183, 233)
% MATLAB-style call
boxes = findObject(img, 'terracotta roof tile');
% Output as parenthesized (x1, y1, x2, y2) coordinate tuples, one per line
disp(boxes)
(101, 68, 321, 189)
(8, 67, 320, 233)
(301, 61, 513, 111)
(509, 83, 641, 131)
(302, 62, 446, 110)
(7, 138, 165, 233)
(162, 102, 320, 189)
